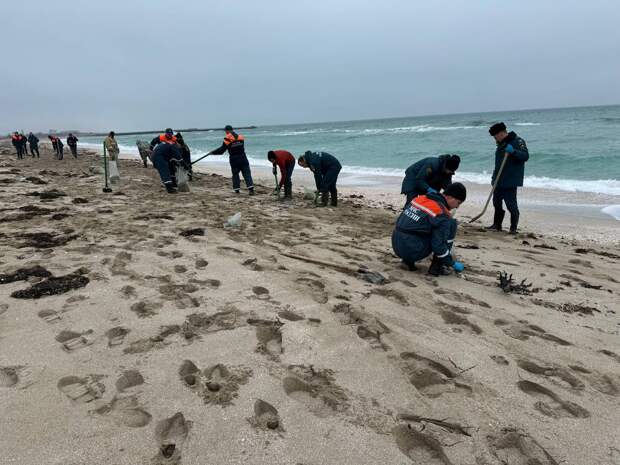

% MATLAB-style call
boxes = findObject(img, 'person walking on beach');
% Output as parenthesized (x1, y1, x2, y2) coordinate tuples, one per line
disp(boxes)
(56, 137, 64, 160)
(104, 131, 120, 162)
(268, 150, 295, 199)
(392, 182, 467, 276)
(48, 135, 58, 155)
(298, 151, 342, 207)
(67, 133, 79, 158)
(136, 140, 152, 168)
(401, 154, 460, 208)
(207, 125, 254, 195)
(27, 132, 40, 158)
(176, 133, 193, 181)
(11, 132, 26, 159)
(486, 122, 529, 234)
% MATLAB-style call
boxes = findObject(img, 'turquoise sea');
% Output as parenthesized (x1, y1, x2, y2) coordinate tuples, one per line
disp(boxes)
(82, 105, 620, 198)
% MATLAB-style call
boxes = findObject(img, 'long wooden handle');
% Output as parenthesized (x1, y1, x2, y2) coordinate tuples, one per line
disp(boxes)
(469, 152, 509, 223)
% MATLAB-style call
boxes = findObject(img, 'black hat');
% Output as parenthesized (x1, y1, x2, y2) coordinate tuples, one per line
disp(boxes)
(444, 182, 467, 202)
(445, 154, 461, 171)
(489, 122, 507, 136)
(224, 125, 233, 131)
(165, 128, 173, 134)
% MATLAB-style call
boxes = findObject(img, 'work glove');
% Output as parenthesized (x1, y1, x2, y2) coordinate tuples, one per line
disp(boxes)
(504, 144, 515, 154)
(453, 261, 465, 273)
(426, 187, 437, 194)
(272, 167, 277, 175)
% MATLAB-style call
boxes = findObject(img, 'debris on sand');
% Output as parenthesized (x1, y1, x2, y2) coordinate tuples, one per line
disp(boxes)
(25, 189, 66, 200)
(25, 176, 48, 185)
(0, 265, 52, 284)
(179, 228, 205, 237)
(498, 271, 535, 295)
(11, 270, 89, 299)
(575, 248, 620, 260)
(19, 231, 78, 249)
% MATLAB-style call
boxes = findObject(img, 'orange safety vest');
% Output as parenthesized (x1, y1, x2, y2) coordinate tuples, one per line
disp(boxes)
(223, 133, 244, 145)
(410, 195, 450, 218)
(159, 134, 177, 144)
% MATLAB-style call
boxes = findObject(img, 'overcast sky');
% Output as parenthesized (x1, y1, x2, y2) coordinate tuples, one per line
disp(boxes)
(2, 0, 619, 133)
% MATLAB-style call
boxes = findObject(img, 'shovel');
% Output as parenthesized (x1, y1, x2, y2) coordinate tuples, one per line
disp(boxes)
(102, 143, 112, 193)
(469, 152, 509, 223)
(190, 152, 210, 166)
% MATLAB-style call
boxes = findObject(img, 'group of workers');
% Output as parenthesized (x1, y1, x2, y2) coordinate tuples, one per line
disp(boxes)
(9, 120, 528, 278)
(9, 131, 79, 160)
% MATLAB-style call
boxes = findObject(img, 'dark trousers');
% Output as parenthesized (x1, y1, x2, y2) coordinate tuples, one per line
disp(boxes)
(152, 144, 181, 185)
(69, 145, 77, 158)
(282, 161, 295, 197)
(492, 187, 519, 230)
(57, 146, 64, 160)
(321, 165, 341, 205)
(392, 220, 457, 269)
(15, 146, 23, 159)
(30, 144, 39, 157)
(230, 158, 253, 192)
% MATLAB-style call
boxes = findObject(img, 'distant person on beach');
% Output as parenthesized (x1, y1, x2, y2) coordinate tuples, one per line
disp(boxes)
(136, 140, 152, 168)
(298, 151, 342, 207)
(486, 122, 529, 234)
(56, 137, 64, 160)
(207, 125, 254, 195)
(104, 131, 120, 161)
(176, 133, 193, 181)
(27, 132, 40, 158)
(11, 132, 26, 159)
(67, 133, 79, 158)
(401, 154, 460, 208)
(150, 128, 177, 149)
(48, 135, 58, 155)
(268, 150, 295, 200)
(392, 182, 467, 276)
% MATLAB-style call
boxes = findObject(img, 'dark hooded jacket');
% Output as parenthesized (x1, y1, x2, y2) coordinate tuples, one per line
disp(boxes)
(492, 131, 529, 188)
(401, 155, 454, 196)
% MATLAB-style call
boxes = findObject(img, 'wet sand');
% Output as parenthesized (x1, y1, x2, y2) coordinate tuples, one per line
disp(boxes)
(1, 142, 619, 465)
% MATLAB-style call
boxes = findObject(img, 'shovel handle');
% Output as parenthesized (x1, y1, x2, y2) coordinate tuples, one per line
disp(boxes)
(469, 152, 510, 223)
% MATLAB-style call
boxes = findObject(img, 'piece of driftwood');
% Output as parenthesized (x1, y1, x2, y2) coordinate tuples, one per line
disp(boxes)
(398, 413, 472, 437)
(279, 252, 386, 284)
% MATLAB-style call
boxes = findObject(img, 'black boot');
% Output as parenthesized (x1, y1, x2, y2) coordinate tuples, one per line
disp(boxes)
(486, 210, 505, 231)
(284, 184, 292, 200)
(320, 192, 329, 207)
(330, 189, 338, 207)
(165, 182, 177, 194)
(428, 255, 451, 276)
(248, 187, 255, 196)
(509, 214, 519, 234)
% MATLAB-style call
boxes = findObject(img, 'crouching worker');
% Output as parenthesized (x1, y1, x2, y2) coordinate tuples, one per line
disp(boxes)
(401, 154, 460, 208)
(268, 150, 295, 199)
(151, 142, 186, 194)
(392, 182, 467, 276)
(298, 151, 342, 206)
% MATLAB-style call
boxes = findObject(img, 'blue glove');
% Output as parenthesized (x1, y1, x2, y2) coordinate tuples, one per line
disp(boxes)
(453, 261, 465, 273)
(426, 187, 437, 194)
(505, 144, 514, 154)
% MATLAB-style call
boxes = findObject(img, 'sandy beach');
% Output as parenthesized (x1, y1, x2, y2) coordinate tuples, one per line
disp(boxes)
(1, 142, 619, 465)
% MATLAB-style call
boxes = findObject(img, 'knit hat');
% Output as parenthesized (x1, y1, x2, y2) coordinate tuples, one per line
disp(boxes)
(445, 154, 461, 171)
(224, 125, 233, 131)
(444, 182, 467, 202)
(489, 122, 507, 136)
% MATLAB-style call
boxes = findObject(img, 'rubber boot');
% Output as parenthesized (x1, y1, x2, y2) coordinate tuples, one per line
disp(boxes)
(486, 210, 505, 231)
(320, 192, 329, 207)
(248, 187, 255, 196)
(330, 189, 338, 207)
(165, 182, 177, 194)
(284, 184, 292, 200)
(428, 255, 451, 276)
(509, 214, 519, 234)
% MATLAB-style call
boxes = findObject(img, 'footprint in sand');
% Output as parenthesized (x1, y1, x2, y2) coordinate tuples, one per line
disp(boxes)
(252, 286, 271, 300)
(0, 303, 8, 316)
(599, 349, 620, 364)
(517, 380, 590, 419)
(95, 370, 152, 428)
(1, 366, 20, 387)
(57, 375, 105, 403)
(153, 412, 191, 465)
(295, 277, 328, 304)
(440, 309, 482, 335)
(500, 321, 572, 346)
(248, 319, 284, 359)
(194, 258, 208, 269)
(105, 326, 130, 347)
(179, 361, 252, 406)
(249, 399, 283, 431)
(399, 352, 471, 398)
(487, 428, 559, 465)
(181, 308, 243, 340)
(277, 309, 305, 321)
(332, 303, 390, 350)
(517, 360, 584, 390)
(130, 301, 163, 318)
(121, 285, 138, 298)
(392, 425, 454, 464)
(282, 365, 348, 417)
(38, 309, 61, 324)
(369, 287, 409, 306)
(55, 329, 95, 351)
(434, 288, 491, 308)
(568, 366, 620, 397)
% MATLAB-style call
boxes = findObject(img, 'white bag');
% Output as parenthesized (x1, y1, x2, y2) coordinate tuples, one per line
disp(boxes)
(109, 160, 120, 184)
(224, 212, 242, 228)
(303, 186, 316, 200)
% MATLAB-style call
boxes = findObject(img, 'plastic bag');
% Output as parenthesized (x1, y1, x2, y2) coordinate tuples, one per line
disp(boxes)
(109, 160, 120, 184)
(176, 164, 190, 192)
(224, 212, 242, 228)
(303, 186, 316, 200)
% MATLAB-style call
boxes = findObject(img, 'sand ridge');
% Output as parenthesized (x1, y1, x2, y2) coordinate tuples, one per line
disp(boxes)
(0, 142, 619, 465)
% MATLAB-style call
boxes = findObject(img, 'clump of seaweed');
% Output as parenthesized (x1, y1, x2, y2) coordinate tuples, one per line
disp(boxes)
(498, 271, 533, 295)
